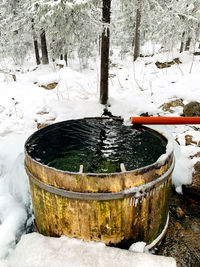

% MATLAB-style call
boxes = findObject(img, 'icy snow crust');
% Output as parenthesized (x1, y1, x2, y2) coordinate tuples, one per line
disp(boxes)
(1, 47, 199, 265)
(2, 233, 176, 267)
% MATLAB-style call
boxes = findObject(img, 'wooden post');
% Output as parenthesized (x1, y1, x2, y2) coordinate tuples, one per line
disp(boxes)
(100, 0, 112, 105)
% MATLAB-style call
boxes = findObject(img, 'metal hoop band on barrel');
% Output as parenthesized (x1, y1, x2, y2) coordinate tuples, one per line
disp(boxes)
(25, 156, 175, 201)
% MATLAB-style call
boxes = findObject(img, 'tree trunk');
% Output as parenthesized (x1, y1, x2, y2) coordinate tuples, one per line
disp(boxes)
(40, 29, 49, 64)
(195, 23, 200, 49)
(34, 40, 40, 65)
(134, 0, 141, 61)
(32, 19, 40, 65)
(180, 32, 185, 53)
(64, 53, 68, 66)
(100, 0, 111, 105)
(185, 37, 191, 51)
(99, 35, 101, 55)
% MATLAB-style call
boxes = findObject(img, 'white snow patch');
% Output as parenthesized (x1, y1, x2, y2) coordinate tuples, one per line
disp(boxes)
(37, 72, 60, 86)
(0, 133, 29, 176)
(3, 233, 176, 267)
(172, 141, 193, 193)
(140, 41, 162, 56)
(149, 125, 192, 192)
(6, 153, 30, 206)
(0, 194, 26, 259)
(129, 242, 146, 253)
(0, 134, 30, 259)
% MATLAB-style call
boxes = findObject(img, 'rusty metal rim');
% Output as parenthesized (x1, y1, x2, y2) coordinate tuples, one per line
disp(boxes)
(26, 156, 175, 200)
(24, 119, 173, 177)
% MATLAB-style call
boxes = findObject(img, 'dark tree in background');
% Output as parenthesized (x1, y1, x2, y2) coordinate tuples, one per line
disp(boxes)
(33, 38, 40, 65)
(100, 0, 111, 105)
(133, 0, 141, 61)
(40, 29, 49, 64)
(32, 19, 40, 65)
(185, 37, 191, 51)
(180, 32, 185, 53)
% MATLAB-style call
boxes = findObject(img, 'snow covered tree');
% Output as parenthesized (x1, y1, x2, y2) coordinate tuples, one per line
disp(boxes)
(145, 0, 200, 52)
(1, 0, 200, 73)
(176, 0, 200, 52)
(0, 0, 34, 65)
(112, 0, 200, 59)
(26, 0, 101, 65)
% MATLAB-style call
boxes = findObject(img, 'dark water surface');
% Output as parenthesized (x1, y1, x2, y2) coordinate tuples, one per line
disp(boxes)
(25, 118, 167, 173)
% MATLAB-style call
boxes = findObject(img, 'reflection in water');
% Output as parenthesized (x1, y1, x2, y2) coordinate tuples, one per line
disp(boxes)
(25, 118, 167, 173)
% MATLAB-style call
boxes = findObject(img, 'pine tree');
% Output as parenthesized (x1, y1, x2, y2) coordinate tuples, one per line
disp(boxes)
(0, 0, 33, 65)
(26, 0, 101, 65)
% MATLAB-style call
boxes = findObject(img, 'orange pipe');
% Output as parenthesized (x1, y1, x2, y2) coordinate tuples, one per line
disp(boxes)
(131, 117, 200, 125)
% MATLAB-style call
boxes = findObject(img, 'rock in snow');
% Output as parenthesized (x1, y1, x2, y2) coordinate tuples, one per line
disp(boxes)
(183, 101, 200, 117)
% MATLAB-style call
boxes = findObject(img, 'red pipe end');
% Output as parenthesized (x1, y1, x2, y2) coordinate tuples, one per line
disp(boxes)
(131, 117, 200, 125)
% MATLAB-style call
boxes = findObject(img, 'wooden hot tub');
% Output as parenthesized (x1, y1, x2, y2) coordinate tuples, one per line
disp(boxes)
(25, 117, 174, 248)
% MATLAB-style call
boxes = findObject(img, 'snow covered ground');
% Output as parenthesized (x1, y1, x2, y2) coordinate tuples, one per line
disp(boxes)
(1, 233, 176, 267)
(0, 46, 200, 266)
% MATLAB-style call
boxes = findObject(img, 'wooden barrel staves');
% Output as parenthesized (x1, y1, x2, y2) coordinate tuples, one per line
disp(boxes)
(25, 118, 174, 248)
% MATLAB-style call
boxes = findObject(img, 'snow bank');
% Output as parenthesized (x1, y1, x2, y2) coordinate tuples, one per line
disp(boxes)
(172, 140, 193, 193)
(149, 125, 192, 193)
(0, 194, 26, 259)
(36, 67, 95, 100)
(6, 153, 30, 206)
(0, 134, 30, 259)
(0, 134, 27, 175)
(0, 134, 30, 204)
(37, 72, 60, 86)
(3, 233, 176, 267)
(140, 41, 162, 56)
